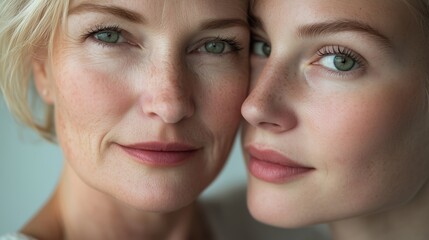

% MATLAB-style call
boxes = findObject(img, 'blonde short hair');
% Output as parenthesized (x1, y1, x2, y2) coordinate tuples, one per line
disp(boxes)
(0, 0, 69, 141)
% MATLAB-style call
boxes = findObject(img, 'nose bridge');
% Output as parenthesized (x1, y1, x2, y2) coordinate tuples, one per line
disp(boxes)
(154, 52, 185, 94)
(242, 60, 298, 133)
(251, 61, 289, 104)
(142, 47, 195, 123)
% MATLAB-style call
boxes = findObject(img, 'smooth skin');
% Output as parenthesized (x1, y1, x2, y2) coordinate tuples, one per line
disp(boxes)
(242, 0, 429, 239)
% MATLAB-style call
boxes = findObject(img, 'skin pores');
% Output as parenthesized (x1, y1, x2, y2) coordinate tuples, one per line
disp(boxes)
(242, 0, 429, 228)
(33, 0, 249, 212)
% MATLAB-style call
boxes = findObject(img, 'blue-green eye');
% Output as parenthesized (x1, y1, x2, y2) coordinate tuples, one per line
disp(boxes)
(316, 46, 363, 72)
(204, 41, 226, 54)
(85, 26, 127, 45)
(197, 38, 242, 55)
(252, 41, 271, 57)
(94, 30, 121, 44)
(319, 55, 358, 72)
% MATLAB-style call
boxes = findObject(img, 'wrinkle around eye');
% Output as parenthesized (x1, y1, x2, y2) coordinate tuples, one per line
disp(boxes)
(190, 37, 243, 56)
(93, 30, 124, 44)
(87, 29, 141, 49)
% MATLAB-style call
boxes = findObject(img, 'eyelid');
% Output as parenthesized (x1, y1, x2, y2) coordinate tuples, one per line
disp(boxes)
(316, 45, 366, 67)
(81, 24, 120, 40)
(311, 45, 367, 77)
(251, 32, 268, 44)
(81, 24, 139, 48)
(190, 37, 243, 55)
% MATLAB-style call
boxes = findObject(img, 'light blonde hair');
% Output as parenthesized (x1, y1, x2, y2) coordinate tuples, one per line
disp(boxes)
(0, 0, 69, 141)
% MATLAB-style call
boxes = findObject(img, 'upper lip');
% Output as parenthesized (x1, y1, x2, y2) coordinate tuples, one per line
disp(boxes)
(246, 145, 312, 168)
(120, 142, 200, 152)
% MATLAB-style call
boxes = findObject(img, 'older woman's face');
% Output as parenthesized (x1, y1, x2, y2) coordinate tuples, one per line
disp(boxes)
(34, 0, 249, 211)
(242, 0, 429, 227)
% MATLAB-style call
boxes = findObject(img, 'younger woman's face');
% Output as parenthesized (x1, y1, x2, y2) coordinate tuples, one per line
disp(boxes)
(34, 0, 249, 211)
(242, 0, 429, 227)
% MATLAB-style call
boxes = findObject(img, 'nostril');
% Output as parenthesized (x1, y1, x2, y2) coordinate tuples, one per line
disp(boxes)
(258, 122, 282, 129)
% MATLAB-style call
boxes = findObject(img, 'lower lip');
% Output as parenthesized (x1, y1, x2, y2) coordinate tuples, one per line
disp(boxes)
(248, 157, 313, 183)
(120, 146, 198, 167)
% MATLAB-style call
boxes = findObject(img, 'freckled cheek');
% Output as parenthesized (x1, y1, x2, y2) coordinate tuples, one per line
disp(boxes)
(52, 60, 134, 139)
(200, 70, 248, 145)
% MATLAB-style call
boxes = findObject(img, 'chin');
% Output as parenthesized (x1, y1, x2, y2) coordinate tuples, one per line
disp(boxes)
(116, 186, 201, 213)
(246, 179, 326, 228)
(247, 202, 317, 228)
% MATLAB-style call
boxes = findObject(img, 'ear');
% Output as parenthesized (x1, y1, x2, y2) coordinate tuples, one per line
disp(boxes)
(32, 57, 54, 104)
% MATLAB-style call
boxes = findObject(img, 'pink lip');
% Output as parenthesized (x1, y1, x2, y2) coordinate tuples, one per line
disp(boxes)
(119, 142, 200, 167)
(246, 146, 314, 183)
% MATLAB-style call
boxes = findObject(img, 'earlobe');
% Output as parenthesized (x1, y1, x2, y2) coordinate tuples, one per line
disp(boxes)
(32, 58, 54, 104)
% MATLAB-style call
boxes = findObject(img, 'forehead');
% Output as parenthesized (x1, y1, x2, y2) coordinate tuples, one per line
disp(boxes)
(253, 0, 412, 23)
(253, 0, 425, 48)
(69, 0, 249, 21)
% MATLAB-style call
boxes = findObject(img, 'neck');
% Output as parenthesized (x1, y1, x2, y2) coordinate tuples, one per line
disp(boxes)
(330, 182, 429, 240)
(23, 163, 211, 240)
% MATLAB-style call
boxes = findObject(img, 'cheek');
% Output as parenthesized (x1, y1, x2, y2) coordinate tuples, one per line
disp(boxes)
(197, 56, 249, 130)
(308, 81, 420, 164)
(307, 80, 429, 210)
(54, 57, 132, 125)
(314, 96, 399, 159)
(52, 57, 134, 160)
(196, 66, 248, 163)
(206, 81, 246, 129)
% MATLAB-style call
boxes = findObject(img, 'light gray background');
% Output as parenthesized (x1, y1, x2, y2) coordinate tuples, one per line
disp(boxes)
(0, 97, 247, 233)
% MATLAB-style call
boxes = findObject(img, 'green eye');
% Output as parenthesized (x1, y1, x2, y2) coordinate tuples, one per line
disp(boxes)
(204, 41, 226, 54)
(252, 41, 271, 57)
(333, 55, 356, 71)
(94, 30, 121, 44)
(319, 54, 358, 72)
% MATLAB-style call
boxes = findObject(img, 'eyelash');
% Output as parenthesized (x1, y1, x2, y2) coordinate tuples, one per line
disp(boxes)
(81, 24, 125, 47)
(317, 45, 366, 69)
(202, 36, 244, 54)
(81, 25, 243, 55)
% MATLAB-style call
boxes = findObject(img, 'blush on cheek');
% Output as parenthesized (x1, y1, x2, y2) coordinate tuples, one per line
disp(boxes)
(309, 81, 419, 164)
(55, 60, 134, 126)
(308, 80, 428, 210)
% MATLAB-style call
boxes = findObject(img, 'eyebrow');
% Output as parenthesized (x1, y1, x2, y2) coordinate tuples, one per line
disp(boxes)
(68, 3, 145, 23)
(69, 3, 248, 33)
(249, 14, 265, 32)
(250, 15, 393, 50)
(297, 20, 394, 49)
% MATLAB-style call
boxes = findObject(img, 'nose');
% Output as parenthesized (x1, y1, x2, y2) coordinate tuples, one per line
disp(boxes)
(241, 64, 298, 133)
(141, 58, 195, 124)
